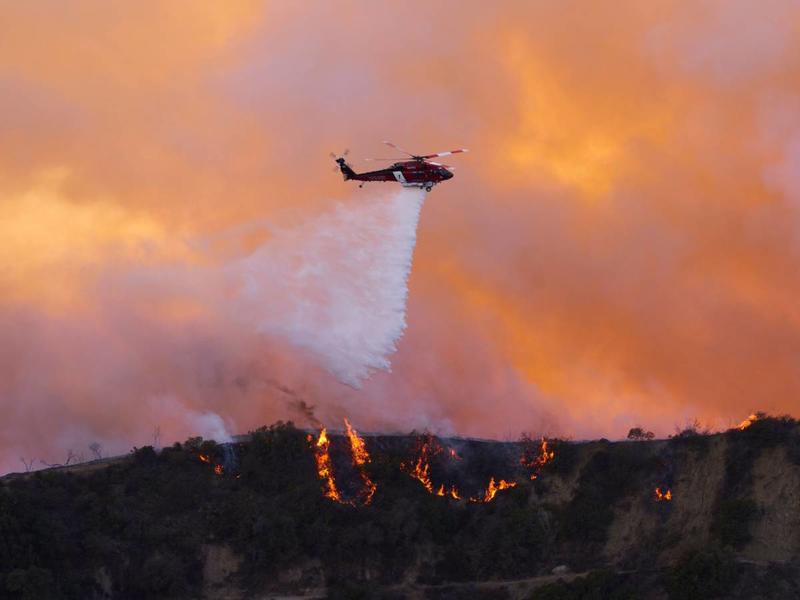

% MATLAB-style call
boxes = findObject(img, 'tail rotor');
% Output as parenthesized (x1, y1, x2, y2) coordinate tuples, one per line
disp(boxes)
(330, 149, 350, 171)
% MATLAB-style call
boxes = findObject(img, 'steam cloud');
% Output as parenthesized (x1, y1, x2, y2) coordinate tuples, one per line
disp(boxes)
(232, 187, 426, 386)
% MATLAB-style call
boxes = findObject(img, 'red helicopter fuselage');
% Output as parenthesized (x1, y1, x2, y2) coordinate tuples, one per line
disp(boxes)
(336, 158, 452, 191)
(332, 142, 467, 192)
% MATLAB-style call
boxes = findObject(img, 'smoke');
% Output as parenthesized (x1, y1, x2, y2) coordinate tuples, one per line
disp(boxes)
(231, 187, 426, 386)
(147, 395, 232, 443)
(7, 2, 800, 469)
(0, 184, 429, 471)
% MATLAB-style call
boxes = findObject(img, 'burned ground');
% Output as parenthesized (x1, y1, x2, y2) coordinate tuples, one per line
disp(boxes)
(1, 418, 800, 599)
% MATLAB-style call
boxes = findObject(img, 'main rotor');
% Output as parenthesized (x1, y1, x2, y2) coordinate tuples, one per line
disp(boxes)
(363, 141, 469, 167)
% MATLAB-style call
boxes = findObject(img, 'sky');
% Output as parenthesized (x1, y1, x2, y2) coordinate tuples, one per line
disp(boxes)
(2, 1, 800, 468)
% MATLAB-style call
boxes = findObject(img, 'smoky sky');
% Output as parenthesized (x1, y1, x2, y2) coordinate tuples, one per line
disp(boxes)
(2, 1, 800, 470)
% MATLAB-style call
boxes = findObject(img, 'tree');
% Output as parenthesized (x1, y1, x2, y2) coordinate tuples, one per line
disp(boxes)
(627, 427, 654, 441)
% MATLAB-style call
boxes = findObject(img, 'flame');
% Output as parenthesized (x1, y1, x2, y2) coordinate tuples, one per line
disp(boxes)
(737, 413, 760, 430)
(654, 487, 672, 502)
(344, 418, 378, 505)
(402, 434, 441, 494)
(447, 447, 462, 461)
(521, 437, 555, 480)
(402, 434, 515, 502)
(471, 477, 517, 503)
(434, 482, 463, 499)
(344, 418, 369, 466)
(314, 428, 345, 503)
(313, 421, 377, 506)
(197, 453, 225, 476)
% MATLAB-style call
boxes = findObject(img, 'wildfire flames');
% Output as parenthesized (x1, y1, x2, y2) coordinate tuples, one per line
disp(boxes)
(475, 477, 517, 503)
(737, 413, 761, 430)
(313, 420, 377, 506)
(314, 428, 345, 504)
(435, 484, 461, 499)
(191, 428, 678, 510)
(197, 453, 224, 476)
(401, 433, 518, 503)
(521, 437, 555, 480)
(344, 418, 377, 505)
(654, 487, 672, 502)
(402, 433, 440, 494)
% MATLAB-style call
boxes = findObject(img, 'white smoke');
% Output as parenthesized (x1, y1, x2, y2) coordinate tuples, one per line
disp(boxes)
(231, 187, 427, 386)
(146, 395, 232, 443)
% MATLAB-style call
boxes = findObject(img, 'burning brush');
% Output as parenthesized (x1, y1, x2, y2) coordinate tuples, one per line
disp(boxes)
(401, 433, 518, 504)
(520, 436, 555, 480)
(401, 433, 442, 494)
(196, 453, 225, 476)
(344, 418, 377, 505)
(654, 487, 673, 502)
(313, 420, 377, 506)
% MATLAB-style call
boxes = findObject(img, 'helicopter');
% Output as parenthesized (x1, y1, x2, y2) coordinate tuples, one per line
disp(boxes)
(331, 141, 468, 192)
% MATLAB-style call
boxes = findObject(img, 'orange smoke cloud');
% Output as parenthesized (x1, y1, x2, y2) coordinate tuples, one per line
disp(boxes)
(2, 2, 800, 470)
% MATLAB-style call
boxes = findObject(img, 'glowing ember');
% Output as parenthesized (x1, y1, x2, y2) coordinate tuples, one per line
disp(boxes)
(344, 419, 378, 505)
(521, 437, 555, 480)
(214, 464, 223, 476)
(314, 428, 346, 504)
(654, 487, 672, 502)
(198, 454, 211, 464)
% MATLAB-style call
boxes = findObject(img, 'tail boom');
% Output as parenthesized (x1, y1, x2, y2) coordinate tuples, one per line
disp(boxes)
(336, 158, 357, 181)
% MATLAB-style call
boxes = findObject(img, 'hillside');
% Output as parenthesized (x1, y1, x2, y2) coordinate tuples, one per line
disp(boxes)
(1, 418, 800, 599)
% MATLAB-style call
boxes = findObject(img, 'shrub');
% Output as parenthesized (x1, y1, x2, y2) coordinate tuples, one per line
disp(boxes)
(546, 439, 579, 477)
(665, 547, 736, 600)
(559, 446, 652, 545)
(711, 498, 757, 548)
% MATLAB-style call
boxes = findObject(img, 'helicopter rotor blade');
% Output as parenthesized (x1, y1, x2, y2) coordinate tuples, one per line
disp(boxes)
(382, 141, 416, 157)
(419, 149, 469, 159)
(364, 157, 406, 161)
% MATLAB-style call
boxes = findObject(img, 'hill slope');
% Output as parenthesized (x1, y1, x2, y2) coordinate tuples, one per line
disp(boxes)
(2, 418, 800, 599)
